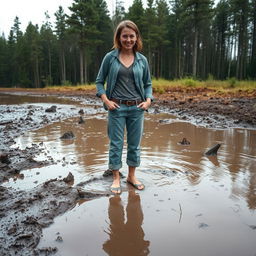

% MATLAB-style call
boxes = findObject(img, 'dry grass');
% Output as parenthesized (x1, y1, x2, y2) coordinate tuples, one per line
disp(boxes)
(45, 79, 256, 95)
(45, 84, 95, 91)
(152, 78, 256, 94)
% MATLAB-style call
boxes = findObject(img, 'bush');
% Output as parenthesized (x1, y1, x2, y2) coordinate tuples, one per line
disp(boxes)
(182, 78, 197, 87)
(228, 77, 237, 88)
(62, 80, 72, 86)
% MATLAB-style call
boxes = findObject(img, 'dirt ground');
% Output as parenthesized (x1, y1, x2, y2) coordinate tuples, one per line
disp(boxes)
(1, 86, 255, 128)
(0, 87, 255, 255)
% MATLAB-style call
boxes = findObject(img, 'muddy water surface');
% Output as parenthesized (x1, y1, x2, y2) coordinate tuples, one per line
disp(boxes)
(2, 94, 256, 256)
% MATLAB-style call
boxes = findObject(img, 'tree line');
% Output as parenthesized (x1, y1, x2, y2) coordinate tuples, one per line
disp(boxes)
(0, 0, 255, 88)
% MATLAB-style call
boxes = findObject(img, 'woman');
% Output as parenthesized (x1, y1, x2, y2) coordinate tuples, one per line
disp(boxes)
(96, 20, 153, 194)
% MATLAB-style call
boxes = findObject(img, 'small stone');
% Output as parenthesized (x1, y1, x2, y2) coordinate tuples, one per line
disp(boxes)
(179, 138, 190, 145)
(56, 236, 63, 242)
(198, 223, 209, 229)
(78, 109, 84, 114)
(45, 105, 57, 113)
(60, 131, 75, 140)
(0, 153, 10, 164)
(63, 172, 74, 183)
(78, 116, 85, 124)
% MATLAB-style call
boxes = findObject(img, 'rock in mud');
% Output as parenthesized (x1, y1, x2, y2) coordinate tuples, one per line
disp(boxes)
(78, 116, 85, 124)
(103, 169, 125, 178)
(60, 131, 75, 140)
(178, 138, 190, 145)
(198, 223, 209, 229)
(78, 109, 84, 115)
(0, 152, 10, 164)
(63, 172, 74, 183)
(45, 105, 57, 113)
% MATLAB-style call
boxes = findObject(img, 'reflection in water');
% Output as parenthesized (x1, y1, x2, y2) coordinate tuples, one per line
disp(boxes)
(103, 190, 150, 256)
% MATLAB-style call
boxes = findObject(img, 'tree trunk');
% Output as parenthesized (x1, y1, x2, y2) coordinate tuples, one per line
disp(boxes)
(84, 55, 87, 84)
(192, 28, 198, 77)
(250, 0, 256, 78)
(34, 57, 40, 88)
(80, 48, 84, 84)
(63, 51, 66, 83)
(48, 46, 52, 85)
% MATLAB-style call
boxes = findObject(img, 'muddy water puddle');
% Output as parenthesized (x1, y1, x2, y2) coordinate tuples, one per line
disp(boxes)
(2, 94, 256, 255)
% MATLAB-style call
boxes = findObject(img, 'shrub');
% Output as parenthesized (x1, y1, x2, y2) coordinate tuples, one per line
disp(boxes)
(182, 78, 197, 87)
(228, 77, 237, 88)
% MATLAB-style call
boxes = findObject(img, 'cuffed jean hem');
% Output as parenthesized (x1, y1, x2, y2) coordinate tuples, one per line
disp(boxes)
(127, 159, 140, 167)
(109, 162, 122, 171)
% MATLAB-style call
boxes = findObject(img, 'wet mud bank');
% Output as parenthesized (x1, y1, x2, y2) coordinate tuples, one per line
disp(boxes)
(153, 87, 256, 129)
(1, 87, 255, 129)
(0, 95, 93, 182)
(0, 173, 108, 256)
(0, 92, 108, 255)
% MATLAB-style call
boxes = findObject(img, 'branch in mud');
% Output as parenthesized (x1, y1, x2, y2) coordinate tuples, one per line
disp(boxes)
(179, 203, 183, 223)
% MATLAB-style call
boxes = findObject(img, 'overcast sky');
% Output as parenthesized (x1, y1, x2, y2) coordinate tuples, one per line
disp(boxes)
(0, 0, 219, 37)
(0, 0, 141, 37)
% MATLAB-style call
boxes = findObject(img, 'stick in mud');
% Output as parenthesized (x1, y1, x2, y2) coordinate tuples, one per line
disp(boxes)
(179, 203, 183, 223)
(205, 144, 221, 156)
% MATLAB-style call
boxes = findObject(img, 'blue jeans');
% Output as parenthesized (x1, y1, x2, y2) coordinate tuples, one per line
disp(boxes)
(108, 104, 144, 170)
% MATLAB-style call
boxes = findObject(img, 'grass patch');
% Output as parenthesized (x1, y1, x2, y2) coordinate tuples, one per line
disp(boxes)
(45, 79, 256, 95)
(153, 78, 256, 94)
(45, 84, 95, 91)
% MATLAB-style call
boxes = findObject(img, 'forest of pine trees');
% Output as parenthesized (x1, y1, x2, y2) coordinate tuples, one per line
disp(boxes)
(0, 0, 255, 88)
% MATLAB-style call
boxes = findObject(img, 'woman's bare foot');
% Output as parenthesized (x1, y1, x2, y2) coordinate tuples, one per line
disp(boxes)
(110, 170, 121, 194)
(127, 166, 144, 190)
(127, 175, 144, 190)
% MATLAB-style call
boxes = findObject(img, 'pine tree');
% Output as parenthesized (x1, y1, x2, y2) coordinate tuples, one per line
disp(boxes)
(181, 0, 214, 78)
(143, 0, 159, 76)
(212, 0, 230, 79)
(155, 0, 170, 78)
(67, 0, 101, 84)
(230, 0, 250, 79)
(92, 0, 112, 81)
(112, 0, 126, 29)
(0, 36, 9, 86)
(126, 0, 145, 34)
(55, 6, 68, 84)
(23, 23, 42, 88)
(249, 0, 256, 78)
(40, 11, 56, 86)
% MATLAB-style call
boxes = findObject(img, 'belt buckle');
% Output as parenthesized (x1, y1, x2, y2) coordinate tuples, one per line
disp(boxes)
(126, 100, 134, 106)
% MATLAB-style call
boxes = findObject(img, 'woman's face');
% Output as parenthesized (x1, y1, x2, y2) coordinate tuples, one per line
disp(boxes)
(119, 27, 137, 51)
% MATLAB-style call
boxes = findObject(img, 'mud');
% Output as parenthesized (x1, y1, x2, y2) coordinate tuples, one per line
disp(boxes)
(0, 88, 255, 255)
(0, 92, 107, 255)
(0, 173, 108, 256)
(1, 87, 256, 129)
(153, 87, 256, 129)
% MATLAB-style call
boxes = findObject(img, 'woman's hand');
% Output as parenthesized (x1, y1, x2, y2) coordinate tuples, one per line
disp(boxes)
(105, 100, 120, 110)
(101, 94, 120, 110)
(137, 99, 151, 110)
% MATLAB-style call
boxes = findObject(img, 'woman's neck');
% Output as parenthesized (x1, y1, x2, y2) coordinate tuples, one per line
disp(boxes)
(119, 48, 134, 56)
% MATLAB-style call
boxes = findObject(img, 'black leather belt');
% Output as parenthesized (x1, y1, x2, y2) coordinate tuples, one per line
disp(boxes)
(111, 98, 143, 106)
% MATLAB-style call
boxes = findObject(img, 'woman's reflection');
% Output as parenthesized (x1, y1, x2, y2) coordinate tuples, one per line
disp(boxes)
(103, 190, 150, 255)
